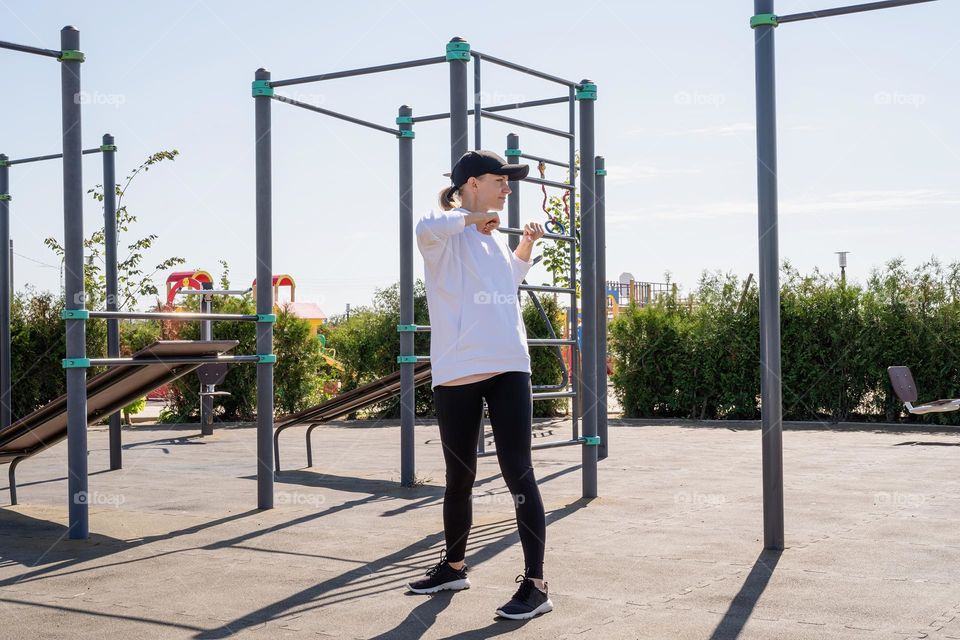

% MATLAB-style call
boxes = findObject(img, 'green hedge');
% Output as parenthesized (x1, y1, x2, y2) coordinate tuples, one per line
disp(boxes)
(610, 260, 960, 424)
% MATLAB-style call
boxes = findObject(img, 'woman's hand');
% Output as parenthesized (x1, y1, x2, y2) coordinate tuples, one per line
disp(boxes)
(521, 222, 545, 244)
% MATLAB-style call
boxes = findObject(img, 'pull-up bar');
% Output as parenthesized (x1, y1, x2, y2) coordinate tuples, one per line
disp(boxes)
(412, 96, 572, 124)
(0, 40, 62, 58)
(754, 0, 937, 25)
(7, 148, 105, 165)
(270, 56, 447, 88)
(472, 50, 578, 88)
(271, 94, 401, 136)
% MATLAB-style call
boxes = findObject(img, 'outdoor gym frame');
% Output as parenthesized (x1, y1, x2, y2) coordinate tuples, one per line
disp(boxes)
(254, 36, 608, 498)
(751, 0, 939, 550)
(1, 27, 275, 540)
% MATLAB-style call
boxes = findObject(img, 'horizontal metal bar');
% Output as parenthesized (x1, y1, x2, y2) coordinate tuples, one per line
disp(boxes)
(89, 355, 260, 367)
(498, 226, 574, 243)
(272, 94, 399, 135)
(0, 40, 61, 59)
(521, 175, 576, 191)
(532, 391, 577, 400)
(777, 0, 937, 23)
(8, 148, 103, 166)
(527, 338, 577, 346)
(519, 152, 569, 169)
(88, 310, 260, 321)
(520, 284, 576, 295)
(480, 110, 574, 139)
(177, 288, 252, 296)
(410, 96, 572, 124)
(477, 437, 584, 457)
(472, 50, 578, 87)
(270, 56, 447, 87)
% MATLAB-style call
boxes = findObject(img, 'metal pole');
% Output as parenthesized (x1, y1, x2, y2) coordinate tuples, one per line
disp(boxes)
(200, 288, 214, 436)
(595, 155, 608, 461)
(61, 26, 88, 539)
(101, 134, 122, 470)
(254, 68, 274, 509)
(753, 0, 785, 550)
(578, 80, 598, 498)
(398, 105, 416, 486)
(473, 55, 482, 149)
(0, 155, 10, 433)
(448, 37, 470, 164)
(506, 133, 520, 251)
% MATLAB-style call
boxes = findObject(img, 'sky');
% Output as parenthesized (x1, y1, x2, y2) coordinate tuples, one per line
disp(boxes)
(2, 0, 958, 317)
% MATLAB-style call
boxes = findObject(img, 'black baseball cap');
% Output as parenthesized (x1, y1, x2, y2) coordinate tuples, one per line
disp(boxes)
(449, 150, 529, 188)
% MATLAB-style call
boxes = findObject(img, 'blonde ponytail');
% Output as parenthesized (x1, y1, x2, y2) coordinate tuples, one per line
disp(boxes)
(438, 185, 461, 211)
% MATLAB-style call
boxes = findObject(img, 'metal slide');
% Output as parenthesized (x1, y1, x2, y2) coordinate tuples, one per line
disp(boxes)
(1, 340, 239, 504)
(273, 361, 432, 471)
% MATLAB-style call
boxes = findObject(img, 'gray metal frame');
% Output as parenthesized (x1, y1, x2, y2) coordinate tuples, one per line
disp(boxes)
(255, 37, 605, 497)
(751, 0, 939, 550)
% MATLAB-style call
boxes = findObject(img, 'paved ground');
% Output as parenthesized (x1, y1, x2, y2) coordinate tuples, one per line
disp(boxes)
(2, 416, 960, 639)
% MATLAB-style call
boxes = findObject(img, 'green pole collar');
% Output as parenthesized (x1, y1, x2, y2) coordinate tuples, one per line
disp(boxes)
(397, 324, 419, 332)
(59, 50, 85, 63)
(582, 436, 601, 446)
(62, 358, 91, 369)
(397, 355, 420, 363)
(504, 148, 523, 157)
(100, 144, 117, 152)
(575, 82, 597, 101)
(446, 41, 471, 62)
(595, 169, 607, 176)
(0, 194, 10, 202)
(398, 130, 415, 139)
(257, 354, 277, 364)
(61, 309, 90, 320)
(252, 80, 274, 97)
(0, 159, 9, 168)
(750, 13, 778, 28)
(257, 313, 277, 323)
(396, 115, 414, 125)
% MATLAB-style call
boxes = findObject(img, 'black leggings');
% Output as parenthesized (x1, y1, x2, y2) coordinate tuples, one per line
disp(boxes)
(433, 371, 546, 579)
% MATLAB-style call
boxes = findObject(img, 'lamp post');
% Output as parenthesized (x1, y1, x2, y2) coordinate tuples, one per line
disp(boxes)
(836, 251, 849, 286)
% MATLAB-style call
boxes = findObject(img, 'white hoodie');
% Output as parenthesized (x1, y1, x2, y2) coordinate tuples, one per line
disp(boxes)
(415, 208, 533, 389)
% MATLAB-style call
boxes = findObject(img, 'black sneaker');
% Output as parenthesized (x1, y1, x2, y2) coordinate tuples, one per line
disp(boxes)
(407, 550, 471, 594)
(495, 574, 553, 620)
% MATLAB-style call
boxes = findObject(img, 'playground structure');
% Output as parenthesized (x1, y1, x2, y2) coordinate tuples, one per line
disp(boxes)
(253, 36, 607, 498)
(750, 0, 938, 550)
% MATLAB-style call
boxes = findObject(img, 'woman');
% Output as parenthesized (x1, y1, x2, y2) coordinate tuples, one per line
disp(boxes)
(406, 150, 552, 620)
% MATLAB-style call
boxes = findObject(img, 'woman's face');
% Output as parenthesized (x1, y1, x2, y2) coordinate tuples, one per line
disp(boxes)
(469, 173, 512, 213)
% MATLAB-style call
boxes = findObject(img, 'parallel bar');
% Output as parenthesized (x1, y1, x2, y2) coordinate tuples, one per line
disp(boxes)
(519, 152, 569, 169)
(254, 67, 275, 511)
(398, 105, 416, 487)
(498, 226, 574, 243)
(61, 25, 88, 540)
(89, 355, 260, 366)
(471, 50, 577, 87)
(777, 0, 937, 23)
(480, 110, 573, 139)
(270, 56, 446, 87)
(521, 175, 576, 191)
(8, 148, 102, 165)
(528, 338, 577, 346)
(271, 94, 399, 136)
(88, 310, 260, 321)
(102, 134, 121, 470)
(754, 0, 786, 551)
(0, 39, 61, 58)
(477, 437, 585, 458)
(410, 96, 571, 124)
(520, 284, 575, 295)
